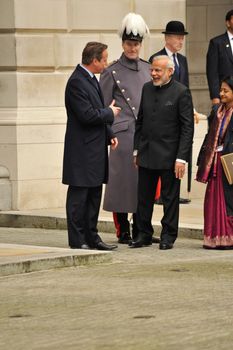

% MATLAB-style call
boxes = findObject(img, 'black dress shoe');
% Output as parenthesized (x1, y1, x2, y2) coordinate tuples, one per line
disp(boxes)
(159, 242, 173, 250)
(152, 236, 161, 244)
(96, 241, 117, 251)
(130, 238, 152, 248)
(179, 198, 191, 204)
(118, 232, 132, 244)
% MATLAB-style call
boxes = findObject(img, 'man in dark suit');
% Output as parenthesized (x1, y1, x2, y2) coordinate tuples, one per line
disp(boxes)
(149, 21, 189, 88)
(62, 42, 121, 250)
(149, 21, 192, 205)
(131, 55, 194, 250)
(207, 9, 233, 105)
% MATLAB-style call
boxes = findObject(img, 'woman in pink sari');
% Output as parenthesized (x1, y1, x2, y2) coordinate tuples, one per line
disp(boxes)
(196, 76, 233, 249)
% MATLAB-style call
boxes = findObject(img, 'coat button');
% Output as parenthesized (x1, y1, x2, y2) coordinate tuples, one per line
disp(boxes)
(112, 70, 116, 74)
(117, 80, 120, 84)
(121, 89, 125, 92)
(127, 97, 130, 101)
(132, 107, 135, 110)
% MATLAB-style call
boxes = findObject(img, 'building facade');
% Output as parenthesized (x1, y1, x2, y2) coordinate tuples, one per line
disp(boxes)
(0, 0, 231, 210)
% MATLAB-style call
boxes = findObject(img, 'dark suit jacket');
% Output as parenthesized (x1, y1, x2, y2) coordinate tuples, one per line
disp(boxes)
(134, 78, 194, 170)
(62, 65, 114, 187)
(149, 48, 189, 88)
(206, 32, 233, 99)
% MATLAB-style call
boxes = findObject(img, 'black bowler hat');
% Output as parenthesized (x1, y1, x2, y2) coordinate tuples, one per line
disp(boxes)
(162, 21, 188, 35)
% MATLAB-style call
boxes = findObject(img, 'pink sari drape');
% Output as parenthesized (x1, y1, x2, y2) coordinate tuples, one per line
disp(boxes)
(203, 153, 233, 248)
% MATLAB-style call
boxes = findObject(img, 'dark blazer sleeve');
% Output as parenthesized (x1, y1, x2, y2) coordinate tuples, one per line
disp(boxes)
(106, 124, 115, 144)
(66, 78, 114, 126)
(178, 54, 189, 88)
(176, 88, 194, 161)
(134, 85, 145, 150)
(206, 38, 220, 100)
(184, 57, 189, 88)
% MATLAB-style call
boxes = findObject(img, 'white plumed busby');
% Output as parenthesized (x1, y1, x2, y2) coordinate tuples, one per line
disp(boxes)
(119, 13, 150, 42)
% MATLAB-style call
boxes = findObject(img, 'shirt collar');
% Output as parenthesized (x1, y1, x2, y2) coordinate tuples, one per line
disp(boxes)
(165, 47, 176, 58)
(80, 64, 94, 78)
(153, 77, 172, 88)
(227, 30, 233, 40)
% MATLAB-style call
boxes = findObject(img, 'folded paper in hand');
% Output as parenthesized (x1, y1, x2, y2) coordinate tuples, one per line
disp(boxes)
(220, 153, 233, 185)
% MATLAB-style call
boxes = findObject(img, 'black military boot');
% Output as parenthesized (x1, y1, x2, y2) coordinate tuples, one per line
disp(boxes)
(118, 231, 132, 244)
(116, 215, 132, 244)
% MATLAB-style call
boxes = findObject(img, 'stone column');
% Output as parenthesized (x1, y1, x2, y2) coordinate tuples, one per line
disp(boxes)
(0, 0, 69, 209)
(0, 166, 11, 210)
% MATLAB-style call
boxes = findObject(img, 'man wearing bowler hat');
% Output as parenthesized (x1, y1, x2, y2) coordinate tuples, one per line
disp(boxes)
(149, 20, 189, 87)
(149, 20, 192, 205)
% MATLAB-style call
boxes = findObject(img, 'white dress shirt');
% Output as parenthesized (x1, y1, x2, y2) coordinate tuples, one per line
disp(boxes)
(227, 31, 233, 55)
(165, 47, 179, 67)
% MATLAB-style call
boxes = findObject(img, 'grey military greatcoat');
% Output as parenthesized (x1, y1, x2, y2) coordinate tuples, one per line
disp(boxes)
(99, 53, 151, 213)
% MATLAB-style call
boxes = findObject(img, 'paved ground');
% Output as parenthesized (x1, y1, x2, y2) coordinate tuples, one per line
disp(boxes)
(0, 227, 233, 350)
(0, 199, 204, 276)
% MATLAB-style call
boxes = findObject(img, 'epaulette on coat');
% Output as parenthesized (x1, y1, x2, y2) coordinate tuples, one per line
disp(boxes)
(139, 58, 150, 64)
(107, 60, 119, 68)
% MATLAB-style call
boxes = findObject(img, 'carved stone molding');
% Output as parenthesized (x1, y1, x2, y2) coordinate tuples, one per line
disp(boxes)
(190, 74, 208, 90)
(0, 107, 66, 126)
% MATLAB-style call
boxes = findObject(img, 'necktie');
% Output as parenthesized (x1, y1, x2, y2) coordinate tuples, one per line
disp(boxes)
(172, 53, 180, 78)
(92, 75, 100, 91)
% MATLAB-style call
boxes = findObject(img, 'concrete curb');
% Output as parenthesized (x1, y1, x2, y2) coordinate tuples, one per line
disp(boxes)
(0, 213, 203, 239)
(0, 213, 66, 230)
(0, 244, 112, 277)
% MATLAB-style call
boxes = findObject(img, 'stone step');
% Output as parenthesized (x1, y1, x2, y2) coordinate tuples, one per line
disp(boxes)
(0, 243, 112, 277)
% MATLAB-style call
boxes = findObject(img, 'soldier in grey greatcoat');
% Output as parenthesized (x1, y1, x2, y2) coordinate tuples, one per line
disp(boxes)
(99, 13, 151, 244)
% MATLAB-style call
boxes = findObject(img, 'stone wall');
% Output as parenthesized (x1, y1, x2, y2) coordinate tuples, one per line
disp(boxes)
(0, 0, 231, 209)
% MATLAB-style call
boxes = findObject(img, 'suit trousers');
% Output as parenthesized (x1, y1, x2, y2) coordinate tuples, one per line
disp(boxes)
(66, 185, 102, 248)
(137, 166, 181, 243)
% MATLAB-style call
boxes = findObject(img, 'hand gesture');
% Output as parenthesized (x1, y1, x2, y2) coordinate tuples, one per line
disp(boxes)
(111, 137, 118, 150)
(175, 161, 185, 179)
(109, 99, 121, 117)
(133, 156, 138, 168)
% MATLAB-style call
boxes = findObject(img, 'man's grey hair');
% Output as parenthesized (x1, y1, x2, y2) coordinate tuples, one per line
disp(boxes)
(151, 55, 174, 70)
